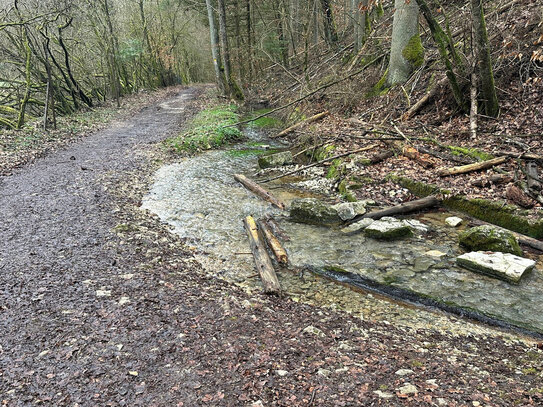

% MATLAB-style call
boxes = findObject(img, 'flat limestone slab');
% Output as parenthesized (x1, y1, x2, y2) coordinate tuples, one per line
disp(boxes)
(456, 251, 536, 284)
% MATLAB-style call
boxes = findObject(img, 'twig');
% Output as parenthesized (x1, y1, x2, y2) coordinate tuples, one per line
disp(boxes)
(224, 54, 386, 128)
(261, 144, 378, 183)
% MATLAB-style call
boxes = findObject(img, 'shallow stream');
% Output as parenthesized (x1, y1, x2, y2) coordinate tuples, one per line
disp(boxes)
(142, 129, 543, 338)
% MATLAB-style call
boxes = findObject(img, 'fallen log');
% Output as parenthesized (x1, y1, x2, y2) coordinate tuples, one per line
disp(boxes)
(401, 77, 447, 121)
(347, 196, 440, 224)
(234, 174, 286, 210)
(369, 149, 395, 164)
(418, 146, 473, 165)
(472, 173, 513, 187)
(257, 219, 288, 265)
(438, 156, 507, 177)
(243, 216, 281, 294)
(263, 216, 290, 241)
(273, 111, 329, 138)
(262, 144, 378, 183)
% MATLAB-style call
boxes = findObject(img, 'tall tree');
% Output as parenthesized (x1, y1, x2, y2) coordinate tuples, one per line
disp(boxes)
(471, 0, 499, 117)
(217, 0, 243, 100)
(320, 0, 338, 45)
(205, 0, 227, 95)
(387, 0, 423, 85)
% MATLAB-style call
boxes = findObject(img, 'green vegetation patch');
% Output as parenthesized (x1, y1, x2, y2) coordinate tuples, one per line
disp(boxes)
(165, 104, 243, 153)
(447, 145, 494, 161)
(226, 148, 279, 157)
(402, 34, 424, 69)
(246, 108, 283, 129)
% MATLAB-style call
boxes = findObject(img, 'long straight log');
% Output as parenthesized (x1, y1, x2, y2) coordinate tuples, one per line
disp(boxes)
(273, 111, 329, 138)
(234, 174, 286, 209)
(256, 219, 288, 265)
(438, 156, 507, 177)
(346, 196, 440, 225)
(244, 216, 281, 294)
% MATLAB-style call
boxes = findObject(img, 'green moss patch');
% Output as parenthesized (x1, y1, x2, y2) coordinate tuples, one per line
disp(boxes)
(226, 148, 279, 157)
(245, 108, 283, 128)
(391, 175, 543, 239)
(447, 146, 494, 161)
(402, 34, 424, 69)
(165, 104, 243, 153)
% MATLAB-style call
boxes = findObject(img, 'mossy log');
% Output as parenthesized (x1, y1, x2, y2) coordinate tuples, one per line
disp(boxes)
(438, 156, 507, 177)
(234, 174, 286, 210)
(243, 216, 281, 295)
(347, 196, 439, 224)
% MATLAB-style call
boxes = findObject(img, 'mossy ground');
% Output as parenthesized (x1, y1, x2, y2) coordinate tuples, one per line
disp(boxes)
(245, 109, 283, 129)
(447, 146, 494, 161)
(226, 148, 279, 157)
(165, 104, 243, 153)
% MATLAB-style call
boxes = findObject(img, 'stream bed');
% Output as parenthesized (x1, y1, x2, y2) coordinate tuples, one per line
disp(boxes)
(142, 130, 543, 338)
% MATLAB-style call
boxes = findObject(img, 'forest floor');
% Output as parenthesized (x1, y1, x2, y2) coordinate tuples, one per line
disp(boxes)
(2, 86, 543, 406)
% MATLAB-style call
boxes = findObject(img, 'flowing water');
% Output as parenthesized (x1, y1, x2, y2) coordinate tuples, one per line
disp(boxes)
(142, 130, 543, 339)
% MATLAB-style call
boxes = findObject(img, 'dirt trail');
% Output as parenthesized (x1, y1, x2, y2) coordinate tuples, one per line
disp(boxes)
(1, 88, 542, 406)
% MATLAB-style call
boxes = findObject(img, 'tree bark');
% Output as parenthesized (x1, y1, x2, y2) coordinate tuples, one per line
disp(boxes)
(205, 0, 227, 95)
(471, 0, 499, 117)
(319, 0, 338, 44)
(388, 0, 422, 85)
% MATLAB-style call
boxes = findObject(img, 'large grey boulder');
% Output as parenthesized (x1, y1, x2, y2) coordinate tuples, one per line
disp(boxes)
(289, 198, 342, 225)
(258, 151, 293, 169)
(364, 217, 413, 240)
(459, 225, 522, 256)
(457, 251, 535, 283)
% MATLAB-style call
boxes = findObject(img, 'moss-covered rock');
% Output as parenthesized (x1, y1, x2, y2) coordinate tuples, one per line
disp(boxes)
(289, 198, 342, 226)
(459, 225, 522, 256)
(258, 151, 293, 169)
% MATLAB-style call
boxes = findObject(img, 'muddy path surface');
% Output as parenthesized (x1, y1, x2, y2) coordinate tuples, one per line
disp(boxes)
(1, 88, 543, 406)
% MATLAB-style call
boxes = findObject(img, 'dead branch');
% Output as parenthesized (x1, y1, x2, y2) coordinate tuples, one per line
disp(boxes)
(273, 111, 329, 138)
(438, 156, 508, 177)
(234, 174, 286, 209)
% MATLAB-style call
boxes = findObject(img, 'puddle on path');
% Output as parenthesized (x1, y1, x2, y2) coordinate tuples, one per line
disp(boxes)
(142, 130, 542, 341)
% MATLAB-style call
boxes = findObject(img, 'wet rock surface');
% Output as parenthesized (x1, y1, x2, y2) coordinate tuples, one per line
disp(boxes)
(457, 251, 536, 283)
(364, 217, 414, 240)
(289, 198, 342, 225)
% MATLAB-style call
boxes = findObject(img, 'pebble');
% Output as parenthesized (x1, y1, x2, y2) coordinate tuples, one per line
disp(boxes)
(317, 368, 331, 377)
(373, 390, 394, 399)
(395, 368, 414, 376)
(118, 296, 131, 305)
(96, 290, 111, 297)
(303, 325, 326, 337)
(397, 383, 418, 394)
(275, 370, 288, 377)
(445, 216, 463, 227)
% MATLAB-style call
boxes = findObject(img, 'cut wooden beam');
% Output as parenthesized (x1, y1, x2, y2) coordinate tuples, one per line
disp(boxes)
(243, 216, 281, 294)
(273, 111, 329, 138)
(438, 156, 507, 177)
(257, 219, 288, 265)
(347, 196, 440, 224)
(234, 174, 286, 209)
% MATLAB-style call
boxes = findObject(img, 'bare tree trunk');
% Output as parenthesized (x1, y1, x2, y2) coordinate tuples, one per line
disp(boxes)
(320, 0, 338, 44)
(218, 0, 244, 100)
(17, 28, 32, 129)
(471, 0, 499, 117)
(388, 0, 422, 85)
(205, 0, 227, 95)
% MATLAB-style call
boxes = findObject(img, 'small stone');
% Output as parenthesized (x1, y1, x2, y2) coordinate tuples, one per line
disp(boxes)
(373, 390, 394, 399)
(118, 296, 131, 305)
(275, 370, 288, 377)
(258, 151, 293, 169)
(341, 218, 374, 235)
(425, 250, 447, 257)
(437, 398, 448, 406)
(445, 216, 463, 227)
(395, 369, 414, 376)
(403, 219, 429, 233)
(472, 402, 481, 407)
(364, 217, 413, 240)
(128, 371, 139, 376)
(397, 383, 418, 395)
(303, 325, 326, 337)
(456, 251, 535, 283)
(332, 202, 367, 221)
(317, 368, 331, 377)
(120, 274, 134, 280)
(426, 379, 438, 386)
(96, 290, 111, 297)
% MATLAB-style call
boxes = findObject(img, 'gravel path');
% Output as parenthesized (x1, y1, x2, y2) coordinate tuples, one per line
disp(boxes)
(1, 88, 543, 406)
